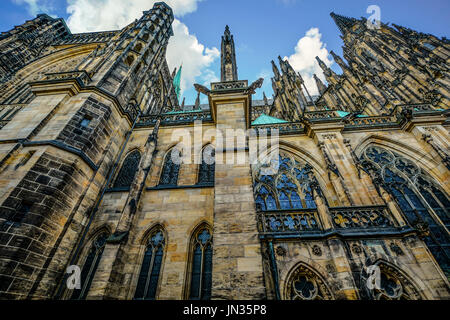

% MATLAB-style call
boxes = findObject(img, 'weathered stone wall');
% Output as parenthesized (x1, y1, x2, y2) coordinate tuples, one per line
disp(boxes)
(211, 93, 266, 300)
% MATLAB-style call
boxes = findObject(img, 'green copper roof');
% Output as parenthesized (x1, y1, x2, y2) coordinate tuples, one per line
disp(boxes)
(252, 113, 288, 125)
(336, 111, 368, 118)
(173, 65, 182, 101)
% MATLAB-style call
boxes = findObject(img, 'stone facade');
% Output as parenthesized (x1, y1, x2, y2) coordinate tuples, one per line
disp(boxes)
(0, 4, 449, 300)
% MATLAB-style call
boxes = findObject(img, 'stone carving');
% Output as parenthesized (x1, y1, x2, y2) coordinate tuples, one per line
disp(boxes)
(245, 78, 264, 95)
(312, 245, 322, 256)
(194, 83, 211, 96)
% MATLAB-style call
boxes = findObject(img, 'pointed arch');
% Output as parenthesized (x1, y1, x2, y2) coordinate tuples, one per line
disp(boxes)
(360, 145, 450, 278)
(197, 144, 215, 185)
(258, 141, 335, 203)
(284, 262, 334, 300)
(353, 134, 447, 192)
(70, 228, 110, 300)
(185, 222, 213, 300)
(368, 260, 423, 300)
(134, 225, 166, 300)
(159, 147, 181, 186)
(252, 145, 326, 211)
(112, 149, 141, 189)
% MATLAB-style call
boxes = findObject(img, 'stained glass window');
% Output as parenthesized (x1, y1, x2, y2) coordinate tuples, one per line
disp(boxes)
(134, 229, 165, 300)
(198, 146, 215, 185)
(189, 227, 213, 300)
(361, 146, 450, 277)
(253, 153, 318, 211)
(71, 232, 109, 300)
(159, 149, 181, 186)
(113, 150, 141, 189)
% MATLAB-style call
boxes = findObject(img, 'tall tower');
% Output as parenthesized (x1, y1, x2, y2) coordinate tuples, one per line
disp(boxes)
(220, 25, 238, 82)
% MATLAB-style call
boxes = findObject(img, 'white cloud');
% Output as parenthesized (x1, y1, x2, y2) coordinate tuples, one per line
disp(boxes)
(65, 0, 218, 97)
(13, 0, 52, 16)
(66, 0, 203, 32)
(284, 27, 333, 95)
(166, 19, 219, 96)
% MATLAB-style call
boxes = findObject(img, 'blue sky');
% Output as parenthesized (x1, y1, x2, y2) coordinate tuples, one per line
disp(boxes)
(2, 0, 449, 104)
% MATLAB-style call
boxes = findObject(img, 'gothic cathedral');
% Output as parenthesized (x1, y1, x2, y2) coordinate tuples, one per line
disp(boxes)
(0, 2, 449, 300)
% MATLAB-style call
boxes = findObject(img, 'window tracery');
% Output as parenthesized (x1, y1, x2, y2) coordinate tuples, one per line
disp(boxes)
(197, 145, 215, 185)
(368, 263, 422, 300)
(253, 153, 318, 211)
(361, 146, 450, 277)
(159, 148, 181, 186)
(134, 228, 165, 300)
(189, 226, 213, 300)
(286, 264, 333, 300)
(71, 231, 109, 300)
(113, 150, 141, 189)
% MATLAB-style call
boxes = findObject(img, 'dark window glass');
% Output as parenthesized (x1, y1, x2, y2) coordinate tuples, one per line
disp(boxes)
(113, 150, 141, 189)
(10, 200, 32, 223)
(361, 146, 450, 277)
(198, 147, 215, 185)
(80, 117, 91, 128)
(254, 154, 318, 211)
(71, 232, 108, 300)
(159, 149, 181, 186)
(189, 228, 213, 300)
(134, 230, 165, 300)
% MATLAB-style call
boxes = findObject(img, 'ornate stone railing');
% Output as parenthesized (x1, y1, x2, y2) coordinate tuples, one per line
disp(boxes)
(398, 103, 436, 112)
(55, 31, 117, 45)
(344, 115, 399, 129)
(329, 205, 395, 229)
(304, 110, 340, 120)
(0, 104, 25, 129)
(43, 71, 92, 86)
(252, 122, 305, 135)
(211, 80, 248, 91)
(257, 209, 321, 235)
(137, 110, 212, 127)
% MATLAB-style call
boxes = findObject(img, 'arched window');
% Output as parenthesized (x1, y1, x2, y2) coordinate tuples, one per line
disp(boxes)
(188, 226, 213, 300)
(134, 228, 165, 300)
(286, 263, 333, 300)
(125, 55, 135, 67)
(71, 231, 109, 300)
(361, 146, 450, 277)
(253, 153, 318, 211)
(113, 150, 141, 189)
(159, 148, 181, 186)
(197, 145, 215, 185)
(363, 262, 422, 300)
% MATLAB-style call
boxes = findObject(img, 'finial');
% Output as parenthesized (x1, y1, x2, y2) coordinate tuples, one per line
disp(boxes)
(330, 12, 357, 34)
(271, 60, 281, 79)
(194, 92, 200, 109)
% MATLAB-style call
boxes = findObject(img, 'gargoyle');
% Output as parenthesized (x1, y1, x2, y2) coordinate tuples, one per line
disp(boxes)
(246, 78, 264, 95)
(194, 83, 211, 96)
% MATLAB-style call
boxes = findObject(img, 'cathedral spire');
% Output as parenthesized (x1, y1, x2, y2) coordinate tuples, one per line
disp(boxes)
(314, 74, 327, 95)
(194, 91, 200, 109)
(316, 56, 329, 74)
(330, 12, 357, 34)
(278, 56, 288, 74)
(263, 91, 269, 105)
(330, 50, 348, 71)
(271, 60, 281, 80)
(221, 25, 238, 82)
